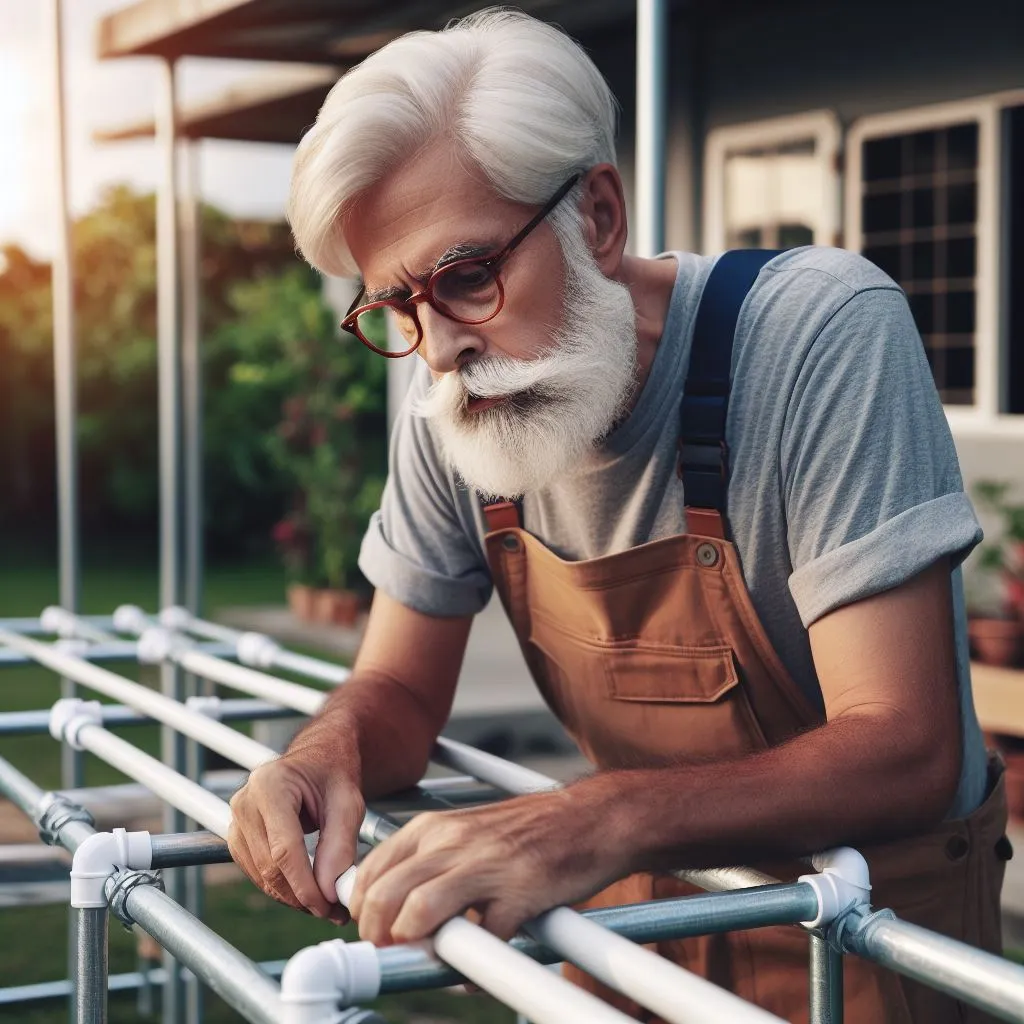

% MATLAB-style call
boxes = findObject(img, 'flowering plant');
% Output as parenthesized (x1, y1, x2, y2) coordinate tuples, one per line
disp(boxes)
(973, 480, 1024, 620)
(266, 296, 388, 591)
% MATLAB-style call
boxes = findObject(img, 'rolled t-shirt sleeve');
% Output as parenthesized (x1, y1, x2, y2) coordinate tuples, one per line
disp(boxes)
(358, 375, 493, 618)
(782, 285, 982, 627)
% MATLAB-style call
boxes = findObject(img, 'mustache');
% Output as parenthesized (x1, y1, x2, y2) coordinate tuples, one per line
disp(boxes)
(412, 353, 576, 419)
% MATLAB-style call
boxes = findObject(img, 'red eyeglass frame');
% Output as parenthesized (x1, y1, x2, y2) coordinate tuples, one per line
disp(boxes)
(341, 173, 581, 358)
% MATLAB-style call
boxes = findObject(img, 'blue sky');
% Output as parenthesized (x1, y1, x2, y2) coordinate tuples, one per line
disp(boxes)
(0, 0, 297, 260)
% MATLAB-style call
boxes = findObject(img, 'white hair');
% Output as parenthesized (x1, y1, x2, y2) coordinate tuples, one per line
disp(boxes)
(288, 8, 618, 277)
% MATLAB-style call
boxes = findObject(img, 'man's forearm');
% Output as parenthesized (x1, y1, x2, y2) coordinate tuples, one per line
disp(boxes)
(286, 670, 442, 800)
(577, 710, 961, 875)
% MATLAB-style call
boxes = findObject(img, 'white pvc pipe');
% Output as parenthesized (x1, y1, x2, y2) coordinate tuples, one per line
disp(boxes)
(123, 612, 559, 795)
(45, 709, 635, 1022)
(0, 629, 275, 771)
(527, 906, 781, 1023)
(16, 629, 783, 1023)
(110, 626, 783, 1022)
(50, 701, 231, 838)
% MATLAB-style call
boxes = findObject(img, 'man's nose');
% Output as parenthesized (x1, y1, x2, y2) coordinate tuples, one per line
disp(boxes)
(417, 305, 484, 375)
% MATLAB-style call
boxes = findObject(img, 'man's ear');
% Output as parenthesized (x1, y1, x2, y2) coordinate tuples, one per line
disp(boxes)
(577, 164, 628, 276)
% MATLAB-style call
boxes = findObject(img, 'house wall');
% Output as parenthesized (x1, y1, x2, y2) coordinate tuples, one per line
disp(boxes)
(587, 1, 1024, 592)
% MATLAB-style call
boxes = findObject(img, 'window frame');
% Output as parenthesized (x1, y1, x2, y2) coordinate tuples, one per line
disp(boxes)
(703, 110, 842, 254)
(846, 91, 1024, 434)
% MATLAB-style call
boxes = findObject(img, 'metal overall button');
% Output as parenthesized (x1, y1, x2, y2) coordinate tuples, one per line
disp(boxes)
(945, 834, 970, 861)
(501, 535, 521, 553)
(696, 542, 719, 568)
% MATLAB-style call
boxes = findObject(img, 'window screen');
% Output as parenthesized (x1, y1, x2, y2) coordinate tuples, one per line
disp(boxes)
(859, 122, 979, 406)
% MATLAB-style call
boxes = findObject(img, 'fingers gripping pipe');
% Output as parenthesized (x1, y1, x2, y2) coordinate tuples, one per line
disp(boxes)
(50, 699, 155, 908)
(798, 846, 871, 928)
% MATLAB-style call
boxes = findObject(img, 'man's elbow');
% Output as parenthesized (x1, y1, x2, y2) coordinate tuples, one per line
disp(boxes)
(902, 723, 962, 830)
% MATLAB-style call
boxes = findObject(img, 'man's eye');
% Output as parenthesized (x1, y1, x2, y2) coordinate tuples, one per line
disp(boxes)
(438, 263, 494, 296)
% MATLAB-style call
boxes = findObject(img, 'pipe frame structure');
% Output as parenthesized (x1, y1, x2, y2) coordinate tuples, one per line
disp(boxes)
(133, 624, 1024, 1024)
(10, 632, 1024, 1020)
(0, 753, 390, 1024)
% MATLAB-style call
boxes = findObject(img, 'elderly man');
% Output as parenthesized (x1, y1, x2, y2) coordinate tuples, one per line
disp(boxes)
(227, 10, 1007, 1021)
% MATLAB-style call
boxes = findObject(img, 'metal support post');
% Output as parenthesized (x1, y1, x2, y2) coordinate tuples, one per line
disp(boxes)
(635, 0, 668, 256)
(75, 908, 109, 1024)
(45, 0, 82, 795)
(809, 931, 843, 1024)
(155, 53, 187, 1024)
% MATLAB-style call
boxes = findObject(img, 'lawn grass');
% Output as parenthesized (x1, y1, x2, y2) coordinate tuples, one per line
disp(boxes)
(0, 559, 516, 1022)
(0, 556, 293, 791)
(0, 879, 515, 1022)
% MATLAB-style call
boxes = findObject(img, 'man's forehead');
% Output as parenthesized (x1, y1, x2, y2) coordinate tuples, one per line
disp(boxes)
(344, 143, 522, 285)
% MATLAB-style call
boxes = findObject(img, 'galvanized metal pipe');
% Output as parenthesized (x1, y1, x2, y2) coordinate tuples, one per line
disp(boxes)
(372, 883, 818, 992)
(120, 882, 283, 1024)
(847, 911, 1024, 1022)
(74, 908, 108, 1024)
(0, 752, 49, 819)
(149, 831, 234, 869)
(0, 698, 293, 735)
(635, 0, 668, 256)
(0, 615, 116, 635)
(156, 53, 186, 1024)
(809, 931, 843, 1023)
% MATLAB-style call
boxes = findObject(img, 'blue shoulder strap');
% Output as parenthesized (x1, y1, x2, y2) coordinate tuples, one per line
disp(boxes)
(679, 249, 780, 539)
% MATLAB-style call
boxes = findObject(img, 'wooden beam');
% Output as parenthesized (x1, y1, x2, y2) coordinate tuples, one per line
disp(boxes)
(96, 0, 254, 59)
(972, 662, 1024, 738)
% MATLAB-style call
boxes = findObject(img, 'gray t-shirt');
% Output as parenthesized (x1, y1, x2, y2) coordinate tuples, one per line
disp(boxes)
(360, 245, 987, 819)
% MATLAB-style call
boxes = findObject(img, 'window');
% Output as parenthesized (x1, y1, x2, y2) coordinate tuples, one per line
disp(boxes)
(844, 95, 1024, 424)
(858, 122, 980, 405)
(704, 111, 841, 253)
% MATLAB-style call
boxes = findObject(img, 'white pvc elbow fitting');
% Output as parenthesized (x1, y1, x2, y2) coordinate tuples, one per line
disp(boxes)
(40, 605, 77, 637)
(236, 631, 281, 669)
(113, 603, 154, 636)
(799, 846, 871, 928)
(70, 828, 153, 908)
(50, 697, 103, 749)
(280, 940, 381, 1023)
(136, 626, 186, 665)
(159, 605, 193, 631)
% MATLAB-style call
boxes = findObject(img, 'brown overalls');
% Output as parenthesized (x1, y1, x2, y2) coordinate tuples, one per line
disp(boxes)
(479, 251, 1008, 1023)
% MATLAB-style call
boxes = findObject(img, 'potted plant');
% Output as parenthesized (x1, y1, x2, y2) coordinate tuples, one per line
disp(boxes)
(268, 300, 388, 627)
(271, 509, 317, 622)
(968, 480, 1024, 667)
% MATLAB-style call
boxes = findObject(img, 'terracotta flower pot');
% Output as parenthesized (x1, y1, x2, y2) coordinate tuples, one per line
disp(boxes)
(968, 617, 1021, 667)
(286, 583, 318, 623)
(314, 588, 361, 626)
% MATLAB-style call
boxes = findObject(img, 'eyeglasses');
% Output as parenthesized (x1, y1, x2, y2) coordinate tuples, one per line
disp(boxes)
(341, 174, 581, 358)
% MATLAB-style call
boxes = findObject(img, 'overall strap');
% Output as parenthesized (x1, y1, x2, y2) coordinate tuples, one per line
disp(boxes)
(480, 496, 523, 532)
(680, 249, 780, 539)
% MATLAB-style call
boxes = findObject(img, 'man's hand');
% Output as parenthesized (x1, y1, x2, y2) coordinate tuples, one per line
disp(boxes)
(228, 746, 365, 924)
(227, 591, 472, 923)
(349, 788, 626, 945)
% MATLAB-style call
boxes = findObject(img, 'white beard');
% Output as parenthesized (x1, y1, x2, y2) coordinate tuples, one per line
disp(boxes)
(411, 227, 639, 499)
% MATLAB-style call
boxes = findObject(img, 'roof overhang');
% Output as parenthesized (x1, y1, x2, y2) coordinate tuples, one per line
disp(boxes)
(95, 0, 640, 62)
(93, 65, 339, 143)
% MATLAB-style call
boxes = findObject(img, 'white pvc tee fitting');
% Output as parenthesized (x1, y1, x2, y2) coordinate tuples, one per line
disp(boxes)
(236, 631, 281, 669)
(280, 939, 381, 1022)
(799, 846, 871, 928)
(112, 604, 151, 636)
